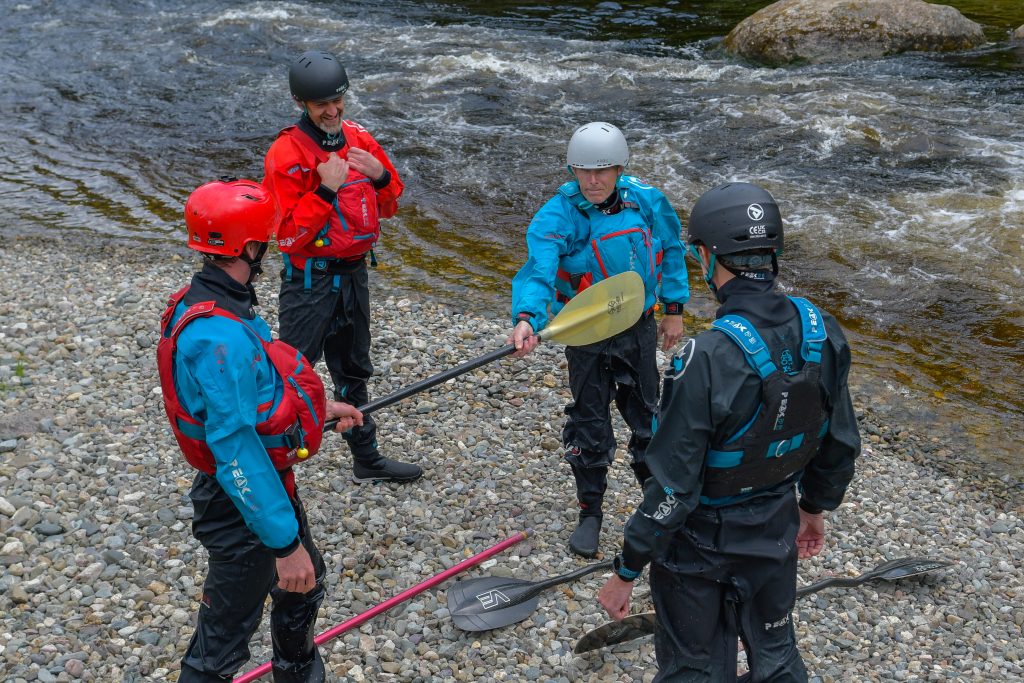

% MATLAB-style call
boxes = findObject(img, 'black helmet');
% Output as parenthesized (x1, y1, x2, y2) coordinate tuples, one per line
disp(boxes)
(288, 50, 349, 103)
(687, 182, 783, 255)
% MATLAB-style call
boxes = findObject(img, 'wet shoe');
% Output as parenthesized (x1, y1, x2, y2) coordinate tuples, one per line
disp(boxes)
(352, 457, 423, 484)
(569, 516, 602, 558)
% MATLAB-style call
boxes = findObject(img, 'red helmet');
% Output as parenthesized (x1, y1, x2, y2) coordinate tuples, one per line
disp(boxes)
(184, 178, 280, 257)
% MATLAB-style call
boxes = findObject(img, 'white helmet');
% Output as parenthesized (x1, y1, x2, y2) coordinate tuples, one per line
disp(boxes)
(566, 121, 629, 169)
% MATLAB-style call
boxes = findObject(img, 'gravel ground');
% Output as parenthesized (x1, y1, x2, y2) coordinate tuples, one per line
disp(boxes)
(0, 238, 1021, 682)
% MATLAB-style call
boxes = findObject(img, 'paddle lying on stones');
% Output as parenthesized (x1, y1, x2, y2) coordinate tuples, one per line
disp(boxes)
(447, 560, 614, 632)
(573, 556, 953, 654)
(322, 270, 645, 431)
(232, 530, 532, 682)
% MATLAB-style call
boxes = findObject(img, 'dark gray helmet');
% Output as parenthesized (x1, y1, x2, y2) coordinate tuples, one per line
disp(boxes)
(687, 182, 783, 255)
(289, 50, 349, 103)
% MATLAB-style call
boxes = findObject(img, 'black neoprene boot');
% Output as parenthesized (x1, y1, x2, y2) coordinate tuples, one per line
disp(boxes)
(352, 455, 423, 483)
(569, 515, 603, 558)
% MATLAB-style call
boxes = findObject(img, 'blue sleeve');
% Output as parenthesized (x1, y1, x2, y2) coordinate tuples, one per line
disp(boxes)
(510, 195, 578, 332)
(178, 320, 299, 551)
(647, 187, 689, 306)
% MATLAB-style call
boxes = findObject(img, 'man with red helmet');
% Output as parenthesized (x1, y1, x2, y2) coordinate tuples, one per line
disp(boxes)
(263, 50, 421, 483)
(158, 178, 362, 682)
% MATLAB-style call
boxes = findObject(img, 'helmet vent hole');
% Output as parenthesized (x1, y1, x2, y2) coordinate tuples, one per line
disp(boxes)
(240, 194, 259, 202)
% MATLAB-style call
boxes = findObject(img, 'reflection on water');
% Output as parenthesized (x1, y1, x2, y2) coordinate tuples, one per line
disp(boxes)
(0, 0, 1021, 484)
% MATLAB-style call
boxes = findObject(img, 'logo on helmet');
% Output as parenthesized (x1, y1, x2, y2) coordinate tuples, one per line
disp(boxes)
(747, 203, 764, 221)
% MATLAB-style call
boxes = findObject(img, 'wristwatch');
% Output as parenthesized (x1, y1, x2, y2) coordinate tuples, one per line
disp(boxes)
(612, 554, 641, 582)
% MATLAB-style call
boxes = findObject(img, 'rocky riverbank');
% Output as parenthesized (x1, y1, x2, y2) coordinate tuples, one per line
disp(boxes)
(0, 237, 1021, 682)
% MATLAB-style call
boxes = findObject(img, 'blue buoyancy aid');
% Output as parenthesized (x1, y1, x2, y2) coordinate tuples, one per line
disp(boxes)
(700, 296, 830, 505)
(551, 180, 663, 314)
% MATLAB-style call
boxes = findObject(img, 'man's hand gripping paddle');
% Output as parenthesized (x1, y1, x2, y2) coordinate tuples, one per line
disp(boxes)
(323, 271, 645, 430)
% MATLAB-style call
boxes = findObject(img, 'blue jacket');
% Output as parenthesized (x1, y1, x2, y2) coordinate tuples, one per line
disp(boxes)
(170, 299, 299, 552)
(511, 175, 689, 331)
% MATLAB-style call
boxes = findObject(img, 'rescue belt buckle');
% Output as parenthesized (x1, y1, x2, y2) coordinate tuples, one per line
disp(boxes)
(282, 421, 303, 450)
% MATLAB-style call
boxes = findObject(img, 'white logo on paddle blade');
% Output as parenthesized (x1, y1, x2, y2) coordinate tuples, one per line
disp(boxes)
(747, 203, 764, 221)
(475, 589, 510, 610)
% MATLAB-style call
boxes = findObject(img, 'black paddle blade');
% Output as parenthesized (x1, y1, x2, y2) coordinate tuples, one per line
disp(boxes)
(869, 557, 953, 580)
(447, 576, 541, 632)
(576, 556, 953, 653)
(574, 612, 656, 654)
(796, 556, 953, 597)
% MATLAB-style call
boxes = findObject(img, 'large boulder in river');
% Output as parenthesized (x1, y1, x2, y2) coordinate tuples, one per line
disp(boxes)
(723, 0, 986, 66)
(1013, 25, 1024, 43)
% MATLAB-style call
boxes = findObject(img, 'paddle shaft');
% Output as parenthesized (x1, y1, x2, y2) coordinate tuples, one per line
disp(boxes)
(461, 559, 613, 613)
(323, 343, 515, 431)
(232, 530, 532, 683)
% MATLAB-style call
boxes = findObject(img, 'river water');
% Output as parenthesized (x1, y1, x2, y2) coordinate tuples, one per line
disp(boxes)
(2, 1, 1022, 485)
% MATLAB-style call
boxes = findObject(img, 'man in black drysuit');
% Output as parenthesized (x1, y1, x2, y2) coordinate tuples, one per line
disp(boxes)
(599, 182, 861, 682)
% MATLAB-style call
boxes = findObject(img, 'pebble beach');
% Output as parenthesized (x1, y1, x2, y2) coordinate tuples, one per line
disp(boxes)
(0, 237, 1021, 683)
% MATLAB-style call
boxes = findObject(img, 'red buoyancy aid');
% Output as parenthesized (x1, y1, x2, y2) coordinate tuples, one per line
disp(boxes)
(157, 287, 327, 487)
(272, 124, 385, 267)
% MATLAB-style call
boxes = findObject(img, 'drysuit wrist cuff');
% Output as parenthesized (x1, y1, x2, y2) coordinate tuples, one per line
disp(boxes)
(315, 184, 337, 204)
(613, 554, 641, 582)
(272, 537, 301, 558)
(662, 302, 683, 315)
(799, 498, 823, 515)
(372, 169, 391, 190)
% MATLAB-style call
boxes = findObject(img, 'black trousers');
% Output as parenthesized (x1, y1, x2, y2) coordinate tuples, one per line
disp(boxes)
(650, 491, 808, 682)
(180, 473, 326, 682)
(562, 313, 658, 511)
(279, 259, 379, 463)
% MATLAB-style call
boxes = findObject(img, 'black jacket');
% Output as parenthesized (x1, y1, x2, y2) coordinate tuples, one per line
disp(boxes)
(620, 278, 861, 572)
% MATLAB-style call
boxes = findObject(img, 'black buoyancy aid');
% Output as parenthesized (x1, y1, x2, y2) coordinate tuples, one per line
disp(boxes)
(157, 286, 327, 492)
(700, 296, 829, 504)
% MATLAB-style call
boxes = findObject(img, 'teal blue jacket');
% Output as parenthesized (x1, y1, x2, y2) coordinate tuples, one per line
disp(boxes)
(511, 175, 689, 331)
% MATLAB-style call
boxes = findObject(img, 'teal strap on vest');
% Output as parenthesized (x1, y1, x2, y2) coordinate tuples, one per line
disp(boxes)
(282, 253, 294, 282)
(176, 417, 296, 449)
(788, 297, 827, 364)
(331, 274, 340, 293)
(706, 449, 743, 468)
(304, 263, 312, 290)
(712, 315, 778, 379)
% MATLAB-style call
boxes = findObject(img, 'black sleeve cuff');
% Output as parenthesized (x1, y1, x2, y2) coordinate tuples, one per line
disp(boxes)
(619, 546, 649, 577)
(372, 169, 391, 190)
(314, 184, 337, 204)
(272, 537, 301, 558)
(799, 498, 824, 514)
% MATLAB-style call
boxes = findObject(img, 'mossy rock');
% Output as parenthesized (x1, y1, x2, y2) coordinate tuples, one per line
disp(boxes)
(723, 0, 986, 66)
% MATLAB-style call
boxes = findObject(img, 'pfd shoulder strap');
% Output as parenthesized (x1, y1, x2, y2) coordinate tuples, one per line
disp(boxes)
(168, 300, 252, 343)
(711, 314, 778, 379)
(787, 296, 827, 364)
(278, 125, 340, 164)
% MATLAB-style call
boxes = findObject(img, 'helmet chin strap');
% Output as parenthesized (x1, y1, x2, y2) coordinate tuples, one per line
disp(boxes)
(241, 242, 269, 285)
(688, 244, 719, 294)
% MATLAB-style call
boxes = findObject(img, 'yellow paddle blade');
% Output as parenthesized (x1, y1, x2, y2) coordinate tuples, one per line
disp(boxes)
(540, 271, 645, 347)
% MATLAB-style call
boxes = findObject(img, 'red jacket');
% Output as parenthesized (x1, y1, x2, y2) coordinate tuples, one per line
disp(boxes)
(263, 120, 404, 270)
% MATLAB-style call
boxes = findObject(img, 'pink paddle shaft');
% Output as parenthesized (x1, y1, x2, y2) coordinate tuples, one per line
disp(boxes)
(232, 529, 532, 682)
